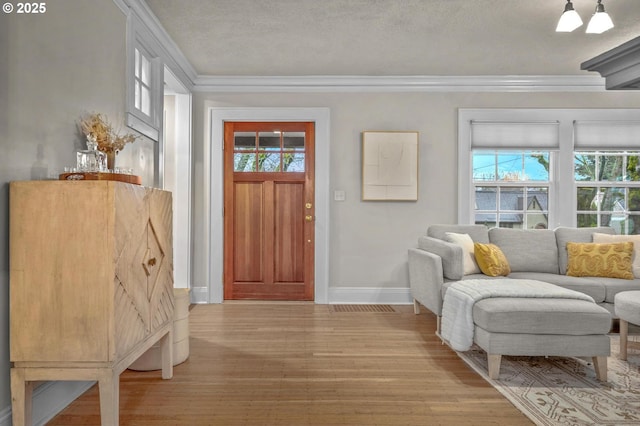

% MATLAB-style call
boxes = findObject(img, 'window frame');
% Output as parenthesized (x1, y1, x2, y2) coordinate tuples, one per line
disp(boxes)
(574, 150, 640, 234)
(472, 150, 552, 229)
(126, 12, 163, 142)
(458, 109, 640, 229)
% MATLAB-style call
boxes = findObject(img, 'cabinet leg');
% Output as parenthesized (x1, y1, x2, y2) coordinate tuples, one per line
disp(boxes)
(161, 327, 174, 380)
(10, 368, 33, 426)
(98, 370, 120, 426)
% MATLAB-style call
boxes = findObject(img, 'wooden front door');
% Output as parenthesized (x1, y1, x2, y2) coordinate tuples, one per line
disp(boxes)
(223, 122, 315, 300)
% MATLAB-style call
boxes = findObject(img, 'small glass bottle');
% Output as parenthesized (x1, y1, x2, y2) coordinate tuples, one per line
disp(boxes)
(77, 136, 107, 172)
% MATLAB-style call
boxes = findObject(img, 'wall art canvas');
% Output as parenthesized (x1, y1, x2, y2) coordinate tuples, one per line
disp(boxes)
(362, 131, 418, 201)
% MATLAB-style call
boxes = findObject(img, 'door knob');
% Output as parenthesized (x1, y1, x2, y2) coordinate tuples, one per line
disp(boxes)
(305, 215, 314, 222)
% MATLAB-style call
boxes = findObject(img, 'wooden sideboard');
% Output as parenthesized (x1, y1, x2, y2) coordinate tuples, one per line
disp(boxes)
(9, 181, 175, 426)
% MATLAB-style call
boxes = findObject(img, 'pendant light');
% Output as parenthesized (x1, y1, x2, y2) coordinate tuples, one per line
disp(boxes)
(556, 0, 583, 32)
(586, 0, 614, 34)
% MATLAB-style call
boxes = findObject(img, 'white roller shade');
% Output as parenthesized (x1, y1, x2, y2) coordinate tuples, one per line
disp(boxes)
(574, 121, 640, 150)
(471, 121, 559, 150)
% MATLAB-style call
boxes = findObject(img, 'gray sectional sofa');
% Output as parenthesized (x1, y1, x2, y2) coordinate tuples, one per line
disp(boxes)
(408, 225, 640, 322)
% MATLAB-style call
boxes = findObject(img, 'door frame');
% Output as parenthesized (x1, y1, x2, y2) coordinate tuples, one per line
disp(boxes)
(202, 107, 330, 304)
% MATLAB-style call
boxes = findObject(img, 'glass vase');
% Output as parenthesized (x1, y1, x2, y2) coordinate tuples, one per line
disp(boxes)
(77, 138, 107, 172)
(106, 151, 116, 171)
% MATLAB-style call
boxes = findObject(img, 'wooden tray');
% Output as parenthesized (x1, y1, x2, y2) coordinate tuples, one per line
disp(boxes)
(58, 172, 142, 185)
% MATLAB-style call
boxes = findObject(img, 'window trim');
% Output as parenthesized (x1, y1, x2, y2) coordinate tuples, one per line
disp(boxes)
(458, 109, 640, 228)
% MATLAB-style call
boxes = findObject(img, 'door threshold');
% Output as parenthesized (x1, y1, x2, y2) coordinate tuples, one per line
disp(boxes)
(223, 300, 315, 305)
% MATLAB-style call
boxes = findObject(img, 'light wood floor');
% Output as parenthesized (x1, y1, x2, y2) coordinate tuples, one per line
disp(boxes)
(47, 303, 532, 425)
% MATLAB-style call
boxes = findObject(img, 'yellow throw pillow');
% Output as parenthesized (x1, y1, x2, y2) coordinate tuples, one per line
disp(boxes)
(473, 243, 511, 277)
(592, 233, 640, 278)
(566, 242, 634, 279)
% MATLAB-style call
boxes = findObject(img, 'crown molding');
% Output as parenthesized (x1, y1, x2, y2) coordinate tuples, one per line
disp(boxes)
(113, 1, 608, 94)
(113, 0, 198, 90)
(193, 75, 606, 93)
(581, 35, 640, 90)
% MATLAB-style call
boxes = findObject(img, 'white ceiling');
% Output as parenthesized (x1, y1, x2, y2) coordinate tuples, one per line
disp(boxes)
(145, 0, 640, 77)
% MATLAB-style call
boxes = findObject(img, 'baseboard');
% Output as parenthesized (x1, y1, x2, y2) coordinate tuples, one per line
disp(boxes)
(0, 380, 95, 426)
(0, 405, 10, 426)
(190, 286, 413, 305)
(190, 286, 209, 304)
(328, 287, 413, 305)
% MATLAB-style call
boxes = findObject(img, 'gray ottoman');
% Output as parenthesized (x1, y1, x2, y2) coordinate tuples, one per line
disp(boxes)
(614, 291, 640, 360)
(473, 297, 612, 380)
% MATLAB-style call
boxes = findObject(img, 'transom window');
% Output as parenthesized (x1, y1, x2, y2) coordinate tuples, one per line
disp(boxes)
(233, 131, 305, 172)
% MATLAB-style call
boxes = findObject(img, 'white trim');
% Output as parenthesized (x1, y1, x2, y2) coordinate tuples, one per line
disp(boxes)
(190, 286, 209, 304)
(194, 75, 606, 93)
(126, 111, 160, 142)
(0, 381, 95, 426)
(114, 0, 197, 89)
(0, 405, 9, 426)
(328, 287, 413, 305)
(206, 107, 330, 304)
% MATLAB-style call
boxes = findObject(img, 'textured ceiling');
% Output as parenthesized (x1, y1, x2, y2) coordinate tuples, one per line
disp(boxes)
(145, 0, 640, 76)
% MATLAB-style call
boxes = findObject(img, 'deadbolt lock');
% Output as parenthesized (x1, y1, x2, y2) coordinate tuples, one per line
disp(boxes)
(305, 203, 312, 209)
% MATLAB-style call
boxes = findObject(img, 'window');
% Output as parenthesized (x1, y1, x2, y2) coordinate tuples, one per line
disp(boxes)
(459, 109, 640, 231)
(134, 47, 152, 117)
(575, 151, 640, 234)
(233, 130, 305, 172)
(126, 13, 163, 142)
(473, 151, 550, 229)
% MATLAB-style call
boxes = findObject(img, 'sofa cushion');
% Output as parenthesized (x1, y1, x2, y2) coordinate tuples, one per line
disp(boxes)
(595, 277, 640, 304)
(489, 228, 559, 274)
(443, 232, 481, 275)
(555, 226, 615, 274)
(427, 224, 489, 244)
(473, 298, 612, 335)
(507, 272, 606, 303)
(474, 243, 511, 276)
(566, 242, 634, 280)
(593, 233, 640, 278)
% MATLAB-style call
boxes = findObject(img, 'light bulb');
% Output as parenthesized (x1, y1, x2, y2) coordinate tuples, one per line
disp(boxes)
(556, 1, 583, 32)
(586, 1, 614, 34)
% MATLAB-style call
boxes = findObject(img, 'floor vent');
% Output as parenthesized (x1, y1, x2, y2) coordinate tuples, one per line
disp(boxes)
(331, 304, 395, 313)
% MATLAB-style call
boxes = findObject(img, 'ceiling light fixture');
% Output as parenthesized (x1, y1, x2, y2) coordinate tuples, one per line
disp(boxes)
(586, 0, 614, 34)
(556, 0, 583, 32)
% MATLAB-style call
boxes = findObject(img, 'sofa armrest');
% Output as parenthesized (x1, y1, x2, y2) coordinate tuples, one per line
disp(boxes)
(408, 248, 445, 316)
(417, 236, 464, 280)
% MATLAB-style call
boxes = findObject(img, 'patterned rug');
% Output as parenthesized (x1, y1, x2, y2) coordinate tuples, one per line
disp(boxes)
(458, 335, 640, 426)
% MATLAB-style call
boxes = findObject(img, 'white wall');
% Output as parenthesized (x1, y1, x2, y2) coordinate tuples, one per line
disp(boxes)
(0, 1, 156, 422)
(191, 91, 640, 301)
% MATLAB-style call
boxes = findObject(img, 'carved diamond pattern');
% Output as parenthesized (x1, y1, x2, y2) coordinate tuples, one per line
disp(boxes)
(144, 219, 165, 301)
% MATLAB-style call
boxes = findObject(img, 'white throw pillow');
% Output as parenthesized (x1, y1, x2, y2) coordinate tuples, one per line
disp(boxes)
(592, 232, 640, 278)
(444, 232, 481, 275)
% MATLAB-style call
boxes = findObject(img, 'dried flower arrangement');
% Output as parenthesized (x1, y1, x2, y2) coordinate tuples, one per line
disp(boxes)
(79, 112, 139, 154)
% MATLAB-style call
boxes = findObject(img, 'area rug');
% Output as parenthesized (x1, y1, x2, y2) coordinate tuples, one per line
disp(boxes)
(458, 335, 640, 425)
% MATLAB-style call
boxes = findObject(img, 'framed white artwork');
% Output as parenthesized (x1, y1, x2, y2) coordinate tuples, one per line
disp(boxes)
(361, 131, 419, 201)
